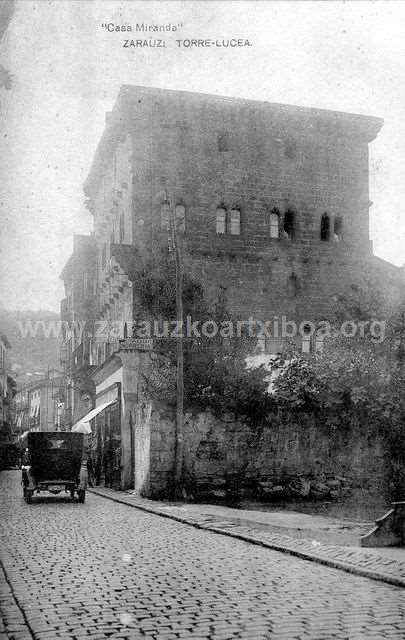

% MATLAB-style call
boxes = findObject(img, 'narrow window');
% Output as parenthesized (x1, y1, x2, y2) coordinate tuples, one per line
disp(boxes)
(230, 208, 241, 235)
(315, 330, 325, 352)
(218, 132, 230, 152)
(320, 213, 330, 241)
(216, 206, 226, 234)
(256, 337, 266, 353)
(287, 272, 299, 297)
(119, 212, 125, 242)
(101, 244, 106, 269)
(302, 324, 312, 354)
(334, 216, 343, 242)
(123, 323, 128, 339)
(175, 204, 186, 233)
(283, 209, 295, 239)
(161, 200, 170, 231)
(270, 208, 280, 239)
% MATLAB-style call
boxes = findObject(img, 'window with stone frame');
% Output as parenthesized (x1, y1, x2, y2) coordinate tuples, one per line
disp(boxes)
(301, 324, 313, 354)
(283, 209, 295, 239)
(230, 208, 241, 235)
(216, 206, 227, 234)
(334, 216, 343, 241)
(270, 208, 280, 238)
(320, 212, 331, 241)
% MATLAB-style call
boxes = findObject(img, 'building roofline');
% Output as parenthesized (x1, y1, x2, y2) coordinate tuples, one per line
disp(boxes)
(83, 85, 383, 206)
(119, 84, 384, 126)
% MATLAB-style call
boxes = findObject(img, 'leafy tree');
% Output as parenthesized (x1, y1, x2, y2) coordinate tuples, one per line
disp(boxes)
(132, 260, 272, 425)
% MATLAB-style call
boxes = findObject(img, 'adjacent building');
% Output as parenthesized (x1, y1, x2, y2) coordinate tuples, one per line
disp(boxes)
(60, 234, 97, 428)
(15, 370, 63, 435)
(0, 334, 17, 468)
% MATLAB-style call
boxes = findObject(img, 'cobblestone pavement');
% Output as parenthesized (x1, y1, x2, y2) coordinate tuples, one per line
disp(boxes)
(88, 487, 405, 588)
(1, 472, 405, 640)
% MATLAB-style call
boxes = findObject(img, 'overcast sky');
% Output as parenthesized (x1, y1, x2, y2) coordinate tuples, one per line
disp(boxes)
(0, 0, 405, 311)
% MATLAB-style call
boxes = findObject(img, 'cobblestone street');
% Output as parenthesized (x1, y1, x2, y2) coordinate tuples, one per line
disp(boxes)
(1, 471, 405, 640)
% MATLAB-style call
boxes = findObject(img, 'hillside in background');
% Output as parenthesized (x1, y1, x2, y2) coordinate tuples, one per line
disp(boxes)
(0, 309, 61, 387)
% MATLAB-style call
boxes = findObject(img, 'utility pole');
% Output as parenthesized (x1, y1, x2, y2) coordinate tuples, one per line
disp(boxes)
(168, 199, 184, 497)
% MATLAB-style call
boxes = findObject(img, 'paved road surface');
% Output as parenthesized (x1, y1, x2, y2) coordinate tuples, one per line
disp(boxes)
(1, 470, 405, 639)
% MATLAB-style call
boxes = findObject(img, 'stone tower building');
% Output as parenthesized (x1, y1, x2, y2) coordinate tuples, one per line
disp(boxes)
(84, 86, 402, 352)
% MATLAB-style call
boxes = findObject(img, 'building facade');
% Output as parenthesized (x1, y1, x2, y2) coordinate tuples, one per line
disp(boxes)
(62, 86, 403, 492)
(0, 334, 17, 468)
(15, 371, 63, 435)
(60, 234, 97, 427)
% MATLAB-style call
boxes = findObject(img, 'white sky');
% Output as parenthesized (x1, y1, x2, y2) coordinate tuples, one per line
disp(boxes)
(0, 0, 405, 311)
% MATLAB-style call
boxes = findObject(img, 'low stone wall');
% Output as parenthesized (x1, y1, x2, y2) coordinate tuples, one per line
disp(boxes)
(136, 403, 389, 510)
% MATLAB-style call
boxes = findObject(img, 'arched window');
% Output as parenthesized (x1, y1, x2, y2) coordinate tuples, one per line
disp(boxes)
(123, 323, 128, 339)
(320, 213, 330, 241)
(230, 208, 241, 235)
(270, 208, 280, 239)
(283, 209, 295, 239)
(160, 200, 170, 231)
(175, 204, 186, 233)
(334, 216, 343, 241)
(216, 206, 226, 234)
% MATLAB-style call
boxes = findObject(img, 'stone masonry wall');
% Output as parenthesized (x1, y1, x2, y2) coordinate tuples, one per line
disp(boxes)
(124, 87, 401, 326)
(139, 403, 389, 513)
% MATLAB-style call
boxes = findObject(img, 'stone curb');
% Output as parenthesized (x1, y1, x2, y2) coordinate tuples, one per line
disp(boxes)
(0, 558, 35, 640)
(88, 488, 405, 589)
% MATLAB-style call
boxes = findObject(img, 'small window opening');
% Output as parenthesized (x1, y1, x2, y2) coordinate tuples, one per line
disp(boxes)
(320, 212, 330, 241)
(161, 201, 170, 231)
(334, 216, 343, 242)
(287, 272, 299, 297)
(123, 323, 128, 339)
(285, 139, 297, 160)
(270, 208, 280, 239)
(218, 132, 230, 152)
(230, 208, 241, 235)
(175, 204, 186, 233)
(315, 329, 326, 352)
(302, 323, 313, 354)
(216, 206, 226, 234)
(119, 213, 125, 243)
(283, 209, 295, 239)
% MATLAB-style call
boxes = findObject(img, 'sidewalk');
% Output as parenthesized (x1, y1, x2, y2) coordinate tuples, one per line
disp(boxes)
(89, 486, 405, 588)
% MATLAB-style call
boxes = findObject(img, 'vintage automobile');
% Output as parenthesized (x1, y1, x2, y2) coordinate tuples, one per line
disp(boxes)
(21, 431, 88, 503)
